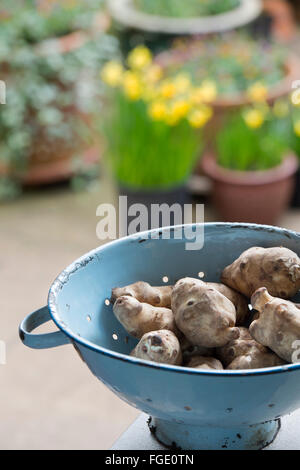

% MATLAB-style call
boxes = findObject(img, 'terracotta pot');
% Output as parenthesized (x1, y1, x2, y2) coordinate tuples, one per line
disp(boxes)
(202, 153, 298, 225)
(263, 0, 297, 41)
(22, 146, 100, 186)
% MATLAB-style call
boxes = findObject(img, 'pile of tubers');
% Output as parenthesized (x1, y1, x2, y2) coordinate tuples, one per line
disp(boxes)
(111, 246, 300, 370)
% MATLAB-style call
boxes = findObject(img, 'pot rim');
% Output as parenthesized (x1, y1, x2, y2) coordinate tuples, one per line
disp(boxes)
(118, 182, 187, 194)
(108, 0, 262, 35)
(202, 152, 299, 186)
(48, 222, 300, 377)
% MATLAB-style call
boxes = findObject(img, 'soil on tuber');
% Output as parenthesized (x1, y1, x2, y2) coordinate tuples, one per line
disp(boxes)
(131, 330, 182, 365)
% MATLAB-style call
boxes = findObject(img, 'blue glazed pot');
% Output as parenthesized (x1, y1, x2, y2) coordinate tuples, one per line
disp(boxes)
(19, 223, 300, 450)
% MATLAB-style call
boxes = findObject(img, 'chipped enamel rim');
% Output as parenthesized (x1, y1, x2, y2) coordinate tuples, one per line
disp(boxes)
(48, 222, 300, 377)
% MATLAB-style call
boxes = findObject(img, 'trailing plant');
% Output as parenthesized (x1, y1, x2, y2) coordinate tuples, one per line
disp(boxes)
(0, 1, 119, 199)
(0, 0, 102, 42)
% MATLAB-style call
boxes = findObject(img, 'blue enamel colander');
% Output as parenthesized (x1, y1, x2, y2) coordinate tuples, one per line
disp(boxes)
(19, 223, 300, 450)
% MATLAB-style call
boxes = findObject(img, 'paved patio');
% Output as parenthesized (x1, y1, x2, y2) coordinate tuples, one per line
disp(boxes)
(1, 176, 300, 449)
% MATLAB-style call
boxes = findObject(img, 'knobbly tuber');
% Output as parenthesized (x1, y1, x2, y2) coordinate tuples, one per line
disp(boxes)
(131, 330, 182, 365)
(113, 295, 178, 339)
(111, 281, 172, 307)
(216, 327, 285, 370)
(172, 277, 240, 348)
(206, 282, 249, 326)
(186, 355, 223, 370)
(180, 336, 215, 362)
(250, 287, 300, 363)
(221, 246, 300, 299)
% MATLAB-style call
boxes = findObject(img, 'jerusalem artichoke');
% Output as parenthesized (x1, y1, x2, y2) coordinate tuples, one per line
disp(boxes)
(216, 327, 285, 369)
(131, 330, 182, 365)
(250, 287, 300, 363)
(113, 295, 178, 339)
(207, 282, 250, 326)
(171, 277, 239, 348)
(221, 246, 300, 299)
(111, 281, 172, 308)
(185, 355, 223, 370)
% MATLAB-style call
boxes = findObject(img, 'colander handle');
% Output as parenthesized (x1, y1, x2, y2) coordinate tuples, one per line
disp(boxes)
(19, 306, 70, 349)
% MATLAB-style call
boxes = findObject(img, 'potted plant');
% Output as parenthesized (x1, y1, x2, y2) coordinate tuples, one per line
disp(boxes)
(290, 101, 300, 207)
(100, 45, 213, 220)
(157, 32, 300, 109)
(108, 0, 262, 36)
(0, 1, 117, 199)
(202, 97, 298, 225)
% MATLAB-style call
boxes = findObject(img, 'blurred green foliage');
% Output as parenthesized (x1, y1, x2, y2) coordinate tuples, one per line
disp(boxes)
(134, 0, 240, 18)
(216, 109, 291, 171)
(103, 92, 201, 189)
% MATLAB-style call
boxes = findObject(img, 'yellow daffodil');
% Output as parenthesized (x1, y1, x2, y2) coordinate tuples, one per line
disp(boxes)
(188, 106, 213, 128)
(247, 82, 268, 103)
(122, 71, 142, 100)
(144, 64, 163, 84)
(291, 88, 300, 107)
(192, 81, 217, 104)
(294, 120, 300, 137)
(169, 99, 191, 120)
(173, 73, 191, 94)
(243, 108, 265, 129)
(273, 99, 290, 118)
(148, 100, 167, 121)
(128, 45, 152, 70)
(101, 61, 124, 87)
(160, 80, 177, 100)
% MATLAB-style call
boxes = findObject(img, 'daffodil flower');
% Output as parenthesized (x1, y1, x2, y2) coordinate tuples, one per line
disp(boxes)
(122, 71, 142, 100)
(128, 46, 152, 70)
(247, 82, 268, 103)
(188, 106, 213, 128)
(148, 101, 167, 121)
(243, 108, 265, 129)
(101, 61, 124, 87)
(160, 80, 177, 100)
(294, 120, 300, 137)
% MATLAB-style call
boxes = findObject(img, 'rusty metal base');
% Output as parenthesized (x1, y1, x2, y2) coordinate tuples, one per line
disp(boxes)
(149, 417, 281, 450)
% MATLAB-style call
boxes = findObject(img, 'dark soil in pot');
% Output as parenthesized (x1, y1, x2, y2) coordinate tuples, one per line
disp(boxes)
(118, 184, 190, 231)
(291, 167, 300, 208)
(202, 153, 298, 225)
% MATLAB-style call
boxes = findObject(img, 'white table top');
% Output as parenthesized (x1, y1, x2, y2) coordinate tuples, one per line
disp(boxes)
(112, 410, 300, 450)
